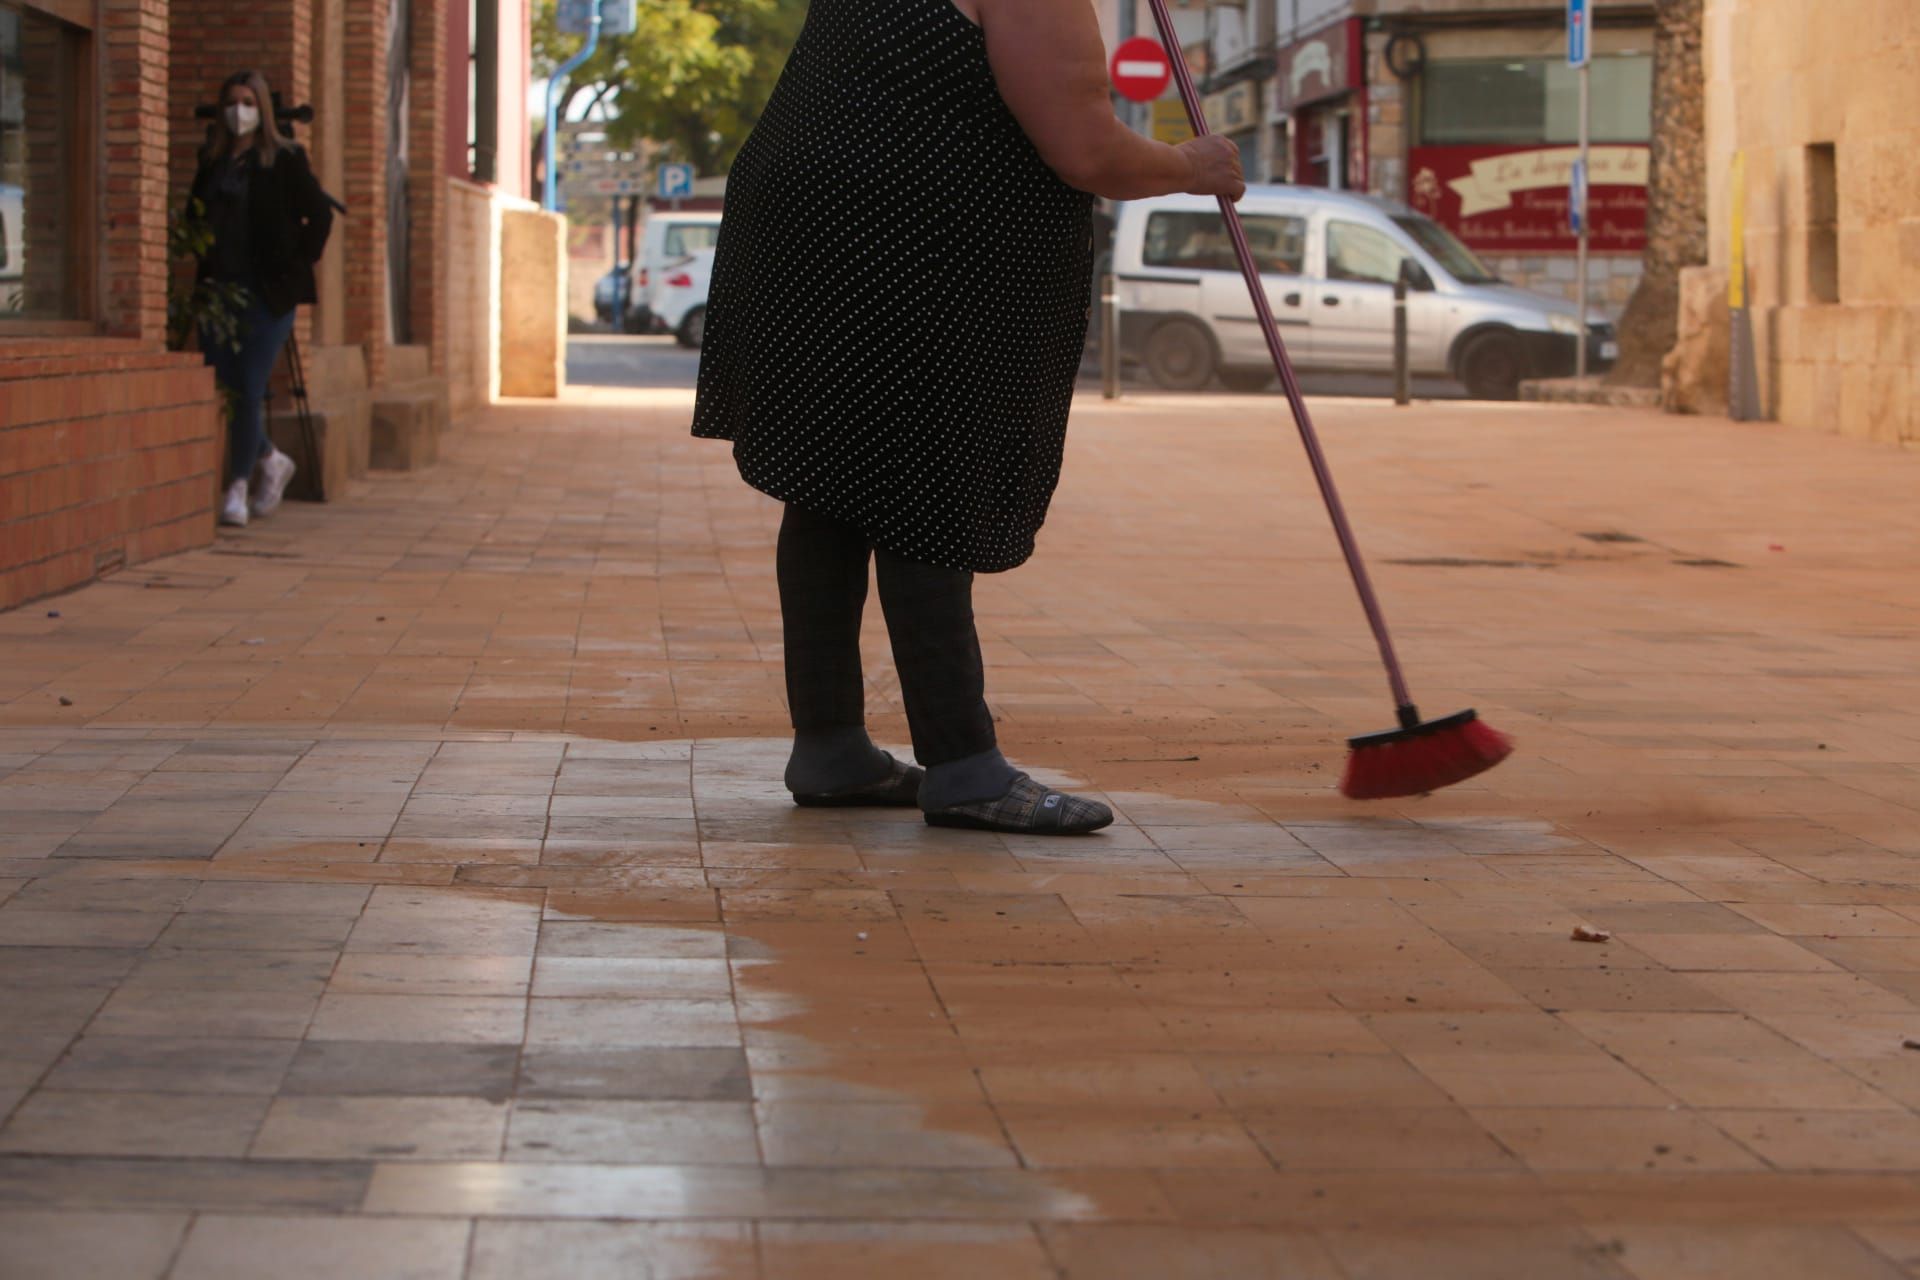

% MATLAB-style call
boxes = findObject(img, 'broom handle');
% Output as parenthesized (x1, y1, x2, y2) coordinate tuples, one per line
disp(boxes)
(1143, 0, 1413, 712)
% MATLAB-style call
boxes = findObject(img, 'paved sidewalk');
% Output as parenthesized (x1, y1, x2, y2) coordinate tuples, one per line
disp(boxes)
(2, 385, 1919, 1279)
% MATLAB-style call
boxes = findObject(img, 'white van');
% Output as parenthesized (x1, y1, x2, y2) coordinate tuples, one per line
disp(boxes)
(1113, 185, 1616, 399)
(628, 211, 723, 334)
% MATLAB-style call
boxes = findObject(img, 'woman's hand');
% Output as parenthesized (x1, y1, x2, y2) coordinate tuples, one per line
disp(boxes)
(1178, 136, 1245, 200)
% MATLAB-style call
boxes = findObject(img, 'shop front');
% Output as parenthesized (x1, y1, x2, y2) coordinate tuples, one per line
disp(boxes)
(1272, 18, 1366, 190)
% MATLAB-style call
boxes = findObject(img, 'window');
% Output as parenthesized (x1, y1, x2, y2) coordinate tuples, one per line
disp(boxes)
(1390, 215, 1499, 284)
(1806, 143, 1838, 304)
(1421, 56, 1652, 145)
(0, 1, 91, 322)
(662, 222, 721, 257)
(467, 0, 498, 182)
(1326, 221, 1410, 286)
(1143, 211, 1306, 275)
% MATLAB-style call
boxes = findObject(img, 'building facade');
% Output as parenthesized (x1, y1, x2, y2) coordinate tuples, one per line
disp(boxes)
(1108, 0, 1658, 315)
(1672, 0, 1916, 444)
(0, 0, 552, 609)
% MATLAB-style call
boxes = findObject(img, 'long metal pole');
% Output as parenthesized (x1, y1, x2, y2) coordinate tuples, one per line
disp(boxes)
(1145, 0, 1415, 714)
(542, 0, 604, 212)
(1574, 58, 1590, 378)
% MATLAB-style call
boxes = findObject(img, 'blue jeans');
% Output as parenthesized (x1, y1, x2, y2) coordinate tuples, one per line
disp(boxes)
(203, 297, 295, 486)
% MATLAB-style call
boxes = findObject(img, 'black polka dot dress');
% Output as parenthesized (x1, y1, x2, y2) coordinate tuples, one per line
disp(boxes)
(690, 0, 1096, 574)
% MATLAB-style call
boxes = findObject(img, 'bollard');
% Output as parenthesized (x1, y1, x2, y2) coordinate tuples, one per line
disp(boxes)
(1392, 271, 1410, 407)
(1101, 271, 1120, 401)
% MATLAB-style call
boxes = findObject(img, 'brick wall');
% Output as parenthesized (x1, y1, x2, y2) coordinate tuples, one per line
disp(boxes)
(0, 345, 223, 610)
(408, 0, 450, 376)
(101, 0, 174, 342)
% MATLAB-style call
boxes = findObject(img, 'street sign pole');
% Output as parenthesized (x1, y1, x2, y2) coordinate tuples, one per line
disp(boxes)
(1569, 0, 1591, 378)
(543, 0, 604, 211)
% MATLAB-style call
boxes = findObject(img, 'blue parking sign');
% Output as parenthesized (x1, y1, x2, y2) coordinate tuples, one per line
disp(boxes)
(1568, 158, 1587, 233)
(657, 164, 696, 200)
(1567, 0, 1589, 66)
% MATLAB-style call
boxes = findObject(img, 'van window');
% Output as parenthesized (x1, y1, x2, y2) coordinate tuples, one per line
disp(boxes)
(663, 222, 722, 257)
(1144, 211, 1305, 275)
(1326, 221, 1412, 287)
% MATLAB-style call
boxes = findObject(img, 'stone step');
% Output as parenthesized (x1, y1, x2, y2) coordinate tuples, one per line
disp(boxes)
(370, 379, 449, 471)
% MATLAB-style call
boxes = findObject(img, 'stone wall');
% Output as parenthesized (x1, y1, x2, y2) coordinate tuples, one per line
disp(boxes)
(1695, 0, 1919, 444)
(499, 210, 567, 399)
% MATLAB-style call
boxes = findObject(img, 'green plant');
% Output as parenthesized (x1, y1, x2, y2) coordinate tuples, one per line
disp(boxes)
(167, 198, 253, 355)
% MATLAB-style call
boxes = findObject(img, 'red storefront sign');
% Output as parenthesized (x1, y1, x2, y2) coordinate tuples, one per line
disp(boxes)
(1407, 144, 1649, 254)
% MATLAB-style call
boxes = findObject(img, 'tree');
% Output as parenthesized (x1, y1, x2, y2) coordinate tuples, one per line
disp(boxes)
(1608, 0, 1707, 386)
(533, 0, 806, 177)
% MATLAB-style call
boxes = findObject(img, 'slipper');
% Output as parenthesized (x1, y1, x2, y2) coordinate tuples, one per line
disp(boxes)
(791, 753, 923, 808)
(923, 773, 1112, 835)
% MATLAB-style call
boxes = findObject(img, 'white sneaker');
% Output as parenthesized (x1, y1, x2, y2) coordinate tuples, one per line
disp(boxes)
(250, 448, 296, 518)
(219, 478, 249, 527)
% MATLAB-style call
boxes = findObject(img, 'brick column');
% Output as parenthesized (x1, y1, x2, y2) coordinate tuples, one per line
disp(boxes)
(342, 0, 391, 386)
(101, 0, 172, 341)
(407, 0, 449, 374)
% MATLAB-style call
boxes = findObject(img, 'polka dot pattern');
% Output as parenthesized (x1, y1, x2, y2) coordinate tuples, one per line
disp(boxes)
(691, 0, 1096, 574)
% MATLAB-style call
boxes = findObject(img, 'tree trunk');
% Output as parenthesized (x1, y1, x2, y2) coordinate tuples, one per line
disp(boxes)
(1608, 0, 1707, 386)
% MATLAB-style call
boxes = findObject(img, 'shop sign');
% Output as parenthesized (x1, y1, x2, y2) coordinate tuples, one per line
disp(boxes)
(1150, 98, 1196, 145)
(1273, 18, 1357, 112)
(1202, 82, 1258, 135)
(1407, 143, 1649, 253)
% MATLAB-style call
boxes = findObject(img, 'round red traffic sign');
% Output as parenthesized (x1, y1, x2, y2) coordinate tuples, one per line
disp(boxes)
(1109, 36, 1171, 103)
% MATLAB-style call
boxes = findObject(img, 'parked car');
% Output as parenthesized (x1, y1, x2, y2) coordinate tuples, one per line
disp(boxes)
(1112, 186, 1615, 399)
(649, 248, 714, 348)
(630, 212, 722, 334)
(593, 264, 632, 328)
(0, 182, 23, 311)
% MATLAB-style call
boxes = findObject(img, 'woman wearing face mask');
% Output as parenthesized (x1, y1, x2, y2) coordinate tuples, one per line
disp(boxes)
(187, 69, 332, 527)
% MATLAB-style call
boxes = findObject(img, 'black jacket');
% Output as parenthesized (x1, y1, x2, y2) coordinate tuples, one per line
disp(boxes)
(189, 142, 333, 318)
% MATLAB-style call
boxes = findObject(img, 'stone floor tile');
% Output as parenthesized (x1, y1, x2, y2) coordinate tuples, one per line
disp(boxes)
(1241, 1105, 1522, 1172)
(1595, 1224, 1910, 1280)
(279, 1040, 520, 1100)
(517, 1046, 752, 1101)
(0, 1154, 370, 1212)
(0, 1091, 271, 1157)
(251, 1095, 509, 1160)
(755, 1100, 1018, 1168)
(0, 946, 138, 988)
(759, 1222, 1053, 1280)
(1000, 1104, 1269, 1170)
(327, 953, 533, 997)
(1704, 1109, 1920, 1171)
(1199, 1052, 1458, 1110)
(467, 1220, 758, 1280)
(153, 912, 356, 952)
(1471, 1107, 1766, 1173)
(182, 881, 373, 915)
(306, 993, 527, 1044)
(170, 1213, 470, 1280)
(88, 986, 319, 1038)
(1325, 1225, 1635, 1279)
(530, 956, 733, 999)
(975, 1054, 1221, 1107)
(7, 878, 197, 912)
(123, 947, 338, 994)
(0, 909, 173, 948)
(0, 1210, 189, 1280)
(525, 996, 741, 1048)
(44, 1035, 298, 1095)
(1620, 933, 1842, 973)
(506, 1099, 758, 1163)
(1042, 1224, 1348, 1280)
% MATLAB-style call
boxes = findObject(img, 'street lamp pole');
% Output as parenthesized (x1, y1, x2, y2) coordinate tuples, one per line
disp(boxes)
(543, 0, 605, 212)
(1575, 55, 1590, 378)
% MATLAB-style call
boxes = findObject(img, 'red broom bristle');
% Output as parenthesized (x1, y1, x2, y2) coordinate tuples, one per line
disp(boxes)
(1340, 716, 1514, 800)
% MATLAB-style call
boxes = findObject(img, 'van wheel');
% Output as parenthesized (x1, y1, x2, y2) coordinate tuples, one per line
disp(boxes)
(1460, 331, 1523, 400)
(1218, 367, 1273, 393)
(1144, 319, 1216, 391)
(676, 307, 707, 349)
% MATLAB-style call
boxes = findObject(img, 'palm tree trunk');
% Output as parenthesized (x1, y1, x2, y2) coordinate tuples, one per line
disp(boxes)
(1608, 0, 1707, 386)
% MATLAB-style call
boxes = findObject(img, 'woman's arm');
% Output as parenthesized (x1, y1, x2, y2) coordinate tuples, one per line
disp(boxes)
(975, 0, 1242, 201)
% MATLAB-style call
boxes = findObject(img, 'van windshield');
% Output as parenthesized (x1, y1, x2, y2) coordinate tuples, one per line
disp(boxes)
(1390, 215, 1500, 285)
(663, 223, 722, 257)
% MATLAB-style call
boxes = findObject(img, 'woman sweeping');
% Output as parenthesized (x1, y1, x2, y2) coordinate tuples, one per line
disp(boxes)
(693, 0, 1243, 834)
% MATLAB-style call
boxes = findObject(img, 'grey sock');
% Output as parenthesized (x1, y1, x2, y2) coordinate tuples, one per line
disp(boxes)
(920, 747, 1019, 811)
(785, 727, 892, 794)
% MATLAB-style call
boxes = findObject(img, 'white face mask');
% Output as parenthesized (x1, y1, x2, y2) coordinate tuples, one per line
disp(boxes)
(225, 103, 260, 137)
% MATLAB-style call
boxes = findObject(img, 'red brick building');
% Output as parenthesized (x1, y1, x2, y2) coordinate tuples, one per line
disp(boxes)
(1, 0, 541, 609)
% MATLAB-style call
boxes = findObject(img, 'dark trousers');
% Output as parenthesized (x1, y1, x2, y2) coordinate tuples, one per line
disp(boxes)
(203, 297, 295, 486)
(777, 503, 997, 768)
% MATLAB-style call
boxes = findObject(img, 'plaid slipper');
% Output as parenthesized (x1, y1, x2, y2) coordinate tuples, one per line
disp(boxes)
(791, 753, 924, 808)
(923, 773, 1113, 835)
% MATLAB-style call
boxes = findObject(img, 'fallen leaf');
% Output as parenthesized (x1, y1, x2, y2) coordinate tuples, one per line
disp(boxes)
(1571, 925, 1612, 943)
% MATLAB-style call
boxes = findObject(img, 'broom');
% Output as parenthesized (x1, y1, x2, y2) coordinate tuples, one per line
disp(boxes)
(1142, 0, 1513, 800)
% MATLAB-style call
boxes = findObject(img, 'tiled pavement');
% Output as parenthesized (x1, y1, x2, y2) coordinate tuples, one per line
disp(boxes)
(1, 385, 1919, 1278)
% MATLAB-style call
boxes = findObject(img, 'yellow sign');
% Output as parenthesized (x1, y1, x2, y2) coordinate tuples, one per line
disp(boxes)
(1728, 150, 1747, 309)
(1150, 97, 1195, 145)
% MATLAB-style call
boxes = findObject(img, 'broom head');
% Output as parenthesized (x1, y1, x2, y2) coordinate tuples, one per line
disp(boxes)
(1340, 708, 1513, 800)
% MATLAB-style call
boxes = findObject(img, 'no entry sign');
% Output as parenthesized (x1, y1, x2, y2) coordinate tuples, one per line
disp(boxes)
(1110, 36, 1171, 103)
